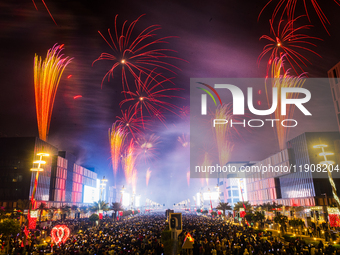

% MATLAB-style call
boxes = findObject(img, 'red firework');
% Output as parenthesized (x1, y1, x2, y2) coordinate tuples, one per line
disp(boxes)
(258, 16, 322, 75)
(120, 71, 182, 126)
(32, 0, 57, 25)
(178, 106, 190, 118)
(93, 14, 182, 91)
(259, 0, 340, 34)
(116, 106, 144, 138)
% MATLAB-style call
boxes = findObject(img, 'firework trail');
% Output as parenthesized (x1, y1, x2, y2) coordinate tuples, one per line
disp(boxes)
(178, 134, 189, 148)
(212, 104, 234, 168)
(32, 0, 57, 25)
(258, 16, 322, 75)
(116, 106, 144, 139)
(258, 0, 340, 35)
(34, 44, 72, 141)
(201, 152, 212, 186)
(187, 171, 190, 187)
(131, 169, 137, 194)
(93, 14, 182, 91)
(136, 134, 160, 162)
(120, 71, 182, 126)
(266, 56, 306, 150)
(146, 168, 151, 186)
(109, 122, 128, 179)
(122, 138, 137, 184)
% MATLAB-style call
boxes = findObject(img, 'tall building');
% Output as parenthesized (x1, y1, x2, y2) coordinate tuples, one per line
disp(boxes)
(0, 137, 58, 208)
(72, 164, 97, 204)
(49, 155, 68, 204)
(246, 149, 290, 205)
(219, 162, 253, 206)
(0, 137, 98, 208)
(328, 61, 340, 130)
(246, 132, 340, 208)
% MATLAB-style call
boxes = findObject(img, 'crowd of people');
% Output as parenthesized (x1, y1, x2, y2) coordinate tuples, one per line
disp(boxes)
(1, 212, 340, 254)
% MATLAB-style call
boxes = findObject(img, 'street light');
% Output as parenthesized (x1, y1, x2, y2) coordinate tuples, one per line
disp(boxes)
(30, 152, 49, 210)
(313, 144, 340, 212)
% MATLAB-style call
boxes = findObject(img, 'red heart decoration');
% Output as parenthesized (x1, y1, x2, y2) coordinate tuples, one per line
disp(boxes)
(51, 225, 70, 245)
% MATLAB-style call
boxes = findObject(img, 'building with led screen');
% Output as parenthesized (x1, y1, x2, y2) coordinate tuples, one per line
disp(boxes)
(246, 132, 340, 209)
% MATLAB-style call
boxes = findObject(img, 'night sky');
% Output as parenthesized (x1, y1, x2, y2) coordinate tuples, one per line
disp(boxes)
(0, 0, 340, 206)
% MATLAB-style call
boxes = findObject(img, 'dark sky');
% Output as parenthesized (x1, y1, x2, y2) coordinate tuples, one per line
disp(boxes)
(0, 0, 339, 206)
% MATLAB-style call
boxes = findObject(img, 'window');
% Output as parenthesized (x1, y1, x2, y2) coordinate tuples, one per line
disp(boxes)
(228, 190, 231, 197)
(232, 190, 239, 197)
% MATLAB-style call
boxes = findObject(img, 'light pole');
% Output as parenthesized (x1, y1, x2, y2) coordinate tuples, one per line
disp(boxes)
(98, 177, 108, 220)
(321, 193, 330, 228)
(313, 144, 340, 212)
(30, 152, 49, 210)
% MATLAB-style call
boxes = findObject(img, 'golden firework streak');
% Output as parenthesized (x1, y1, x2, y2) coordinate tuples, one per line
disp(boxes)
(34, 44, 72, 141)
(266, 56, 305, 150)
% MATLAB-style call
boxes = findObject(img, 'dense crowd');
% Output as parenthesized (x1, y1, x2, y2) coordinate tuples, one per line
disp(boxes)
(1, 213, 340, 254)
(181, 216, 340, 255)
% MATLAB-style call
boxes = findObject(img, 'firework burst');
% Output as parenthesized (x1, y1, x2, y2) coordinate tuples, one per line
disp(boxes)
(258, 16, 322, 75)
(116, 106, 144, 139)
(259, 0, 340, 34)
(122, 138, 137, 184)
(93, 14, 182, 91)
(179, 106, 190, 118)
(109, 122, 128, 179)
(178, 134, 189, 148)
(34, 44, 72, 141)
(136, 134, 160, 162)
(266, 56, 306, 150)
(120, 71, 182, 126)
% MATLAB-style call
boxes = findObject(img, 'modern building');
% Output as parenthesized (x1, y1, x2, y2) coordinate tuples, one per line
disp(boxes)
(217, 161, 253, 206)
(246, 149, 290, 205)
(245, 132, 340, 222)
(0, 137, 98, 208)
(0, 137, 58, 208)
(328, 61, 340, 130)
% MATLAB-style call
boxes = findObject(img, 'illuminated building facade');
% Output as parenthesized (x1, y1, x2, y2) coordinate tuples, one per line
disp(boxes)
(0, 137, 58, 208)
(246, 132, 340, 208)
(0, 137, 98, 208)
(217, 162, 253, 206)
(246, 150, 290, 205)
(328, 61, 340, 130)
(50, 155, 68, 204)
(72, 165, 97, 204)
